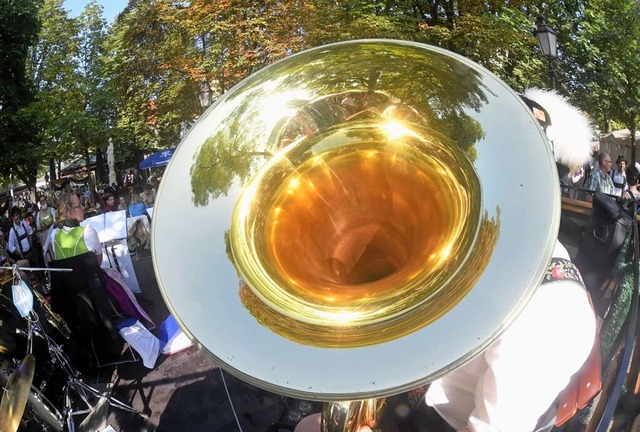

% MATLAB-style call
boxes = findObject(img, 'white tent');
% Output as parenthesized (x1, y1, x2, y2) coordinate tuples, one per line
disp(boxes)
(599, 129, 640, 162)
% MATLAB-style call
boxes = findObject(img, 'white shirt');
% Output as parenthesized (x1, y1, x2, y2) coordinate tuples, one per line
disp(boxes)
(7, 221, 33, 254)
(426, 241, 597, 432)
(611, 169, 627, 197)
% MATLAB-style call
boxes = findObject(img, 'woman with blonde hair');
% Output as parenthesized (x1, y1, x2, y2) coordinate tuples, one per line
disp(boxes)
(48, 192, 102, 265)
(49, 191, 155, 330)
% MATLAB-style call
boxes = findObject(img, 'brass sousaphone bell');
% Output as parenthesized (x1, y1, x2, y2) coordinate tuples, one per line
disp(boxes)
(153, 39, 559, 421)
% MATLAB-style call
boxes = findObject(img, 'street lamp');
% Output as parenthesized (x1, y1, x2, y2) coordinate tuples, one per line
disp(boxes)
(198, 78, 212, 109)
(533, 14, 558, 89)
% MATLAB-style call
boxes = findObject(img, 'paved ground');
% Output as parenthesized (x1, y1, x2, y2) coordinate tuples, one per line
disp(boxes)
(93, 252, 450, 432)
(98, 252, 293, 432)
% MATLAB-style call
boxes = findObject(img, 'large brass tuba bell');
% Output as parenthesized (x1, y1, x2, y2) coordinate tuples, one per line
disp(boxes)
(153, 40, 559, 403)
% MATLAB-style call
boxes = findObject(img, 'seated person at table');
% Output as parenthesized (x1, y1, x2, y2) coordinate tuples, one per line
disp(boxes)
(49, 192, 154, 330)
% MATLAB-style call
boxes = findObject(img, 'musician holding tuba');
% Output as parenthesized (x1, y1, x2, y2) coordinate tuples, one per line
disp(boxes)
(296, 92, 598, 432)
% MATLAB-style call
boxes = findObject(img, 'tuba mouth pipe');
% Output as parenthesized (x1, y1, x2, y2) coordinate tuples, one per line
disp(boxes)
(153, 39, 560, 401)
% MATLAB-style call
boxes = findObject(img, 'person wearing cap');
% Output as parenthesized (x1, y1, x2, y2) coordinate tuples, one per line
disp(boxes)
(610, 155, 628, 197)
(584, 152, 615, 200)
(419, 90, 599, 432)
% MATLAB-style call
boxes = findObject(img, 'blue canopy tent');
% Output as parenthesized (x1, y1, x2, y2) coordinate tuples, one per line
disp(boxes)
(139, 148, 175, 170)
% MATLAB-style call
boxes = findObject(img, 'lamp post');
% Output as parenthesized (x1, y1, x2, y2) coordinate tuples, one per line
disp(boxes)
(533, 14, 558, 90)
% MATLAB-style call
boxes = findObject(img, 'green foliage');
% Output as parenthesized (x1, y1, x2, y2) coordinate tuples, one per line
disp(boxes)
(4, 0, 640, 178)
(0, 0, 44, 189)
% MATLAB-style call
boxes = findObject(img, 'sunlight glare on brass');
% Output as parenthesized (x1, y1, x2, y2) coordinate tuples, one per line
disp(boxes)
(230, 119, 486, 346)
(0, 354, 36, 432)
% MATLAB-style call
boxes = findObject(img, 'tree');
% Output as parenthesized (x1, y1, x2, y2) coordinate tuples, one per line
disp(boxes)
(28, 0, 114, 192)
(595, 0, 640, 164)
(108, 0, 312, 153)
(0, 0, 44, 193)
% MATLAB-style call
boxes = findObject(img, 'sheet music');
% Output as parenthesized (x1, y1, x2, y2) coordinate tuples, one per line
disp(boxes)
(81, 210, 127, 243)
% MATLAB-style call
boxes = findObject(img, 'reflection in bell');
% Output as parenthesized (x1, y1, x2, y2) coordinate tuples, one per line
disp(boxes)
(231, 117, 491, 346)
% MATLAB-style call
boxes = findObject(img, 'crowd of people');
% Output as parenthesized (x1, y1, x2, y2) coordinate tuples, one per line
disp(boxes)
(0, 169, 160, 288)
(0, 171, 159, 376)
(568, 151, 640, 211)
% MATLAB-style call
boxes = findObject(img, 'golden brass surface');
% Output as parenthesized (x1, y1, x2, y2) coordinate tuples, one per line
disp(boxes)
(0, 354, 36, 432)
(153, 39, 560, 399)
(33, 290, 71, 340)
(231, 121, 490, 346)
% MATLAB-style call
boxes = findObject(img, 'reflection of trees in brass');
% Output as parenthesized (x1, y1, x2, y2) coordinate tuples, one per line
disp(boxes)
(270, 43, 489, 151)
(238, 208, 501, 348)
(190, 42, 492, 206)
(190, 122, 269, 207)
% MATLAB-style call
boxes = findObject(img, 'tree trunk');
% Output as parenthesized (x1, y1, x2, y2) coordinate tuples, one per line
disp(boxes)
(49, 157, 57, 182)
(96, 147, 106, 184)
(631, 121, 637, 167)
(84, 146, 95, 206)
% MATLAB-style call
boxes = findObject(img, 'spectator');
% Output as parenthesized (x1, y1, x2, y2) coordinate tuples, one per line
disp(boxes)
(7, 207, 35, 263)
(610, 155, 628, 197)
(584, 152, 614, 200)
(7, 206, 46, 286)
(621, 163, 640, 212)
(117, 196, 128, 212)
(568, 165, 585, 199)
(102, 193, 116, 213)
(36, 195, 56, 251)
(139, 184, 155, 207)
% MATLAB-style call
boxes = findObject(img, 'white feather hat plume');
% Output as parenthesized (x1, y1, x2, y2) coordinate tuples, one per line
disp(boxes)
(523, 87, 594, 169)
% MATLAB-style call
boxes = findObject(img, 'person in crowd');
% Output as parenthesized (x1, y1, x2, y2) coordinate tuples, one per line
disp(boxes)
(584, 152, 614, 200)
(36, 195, 56, 251)
(7, 207, 35, 263)
(83, 187, 92, 205)
(117, 196, 128, 212)
(123, 169, 135, 188)
(50, 192, 155, 329)
(621, 163, 640, 212)
(7, 206, 47, 285)
(149, 177, 160, 194)
(139, 183, 155, 207)
(610, 155, 628, 197)
(102, 193, 116, 213)
(568, 164, 585, 199)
